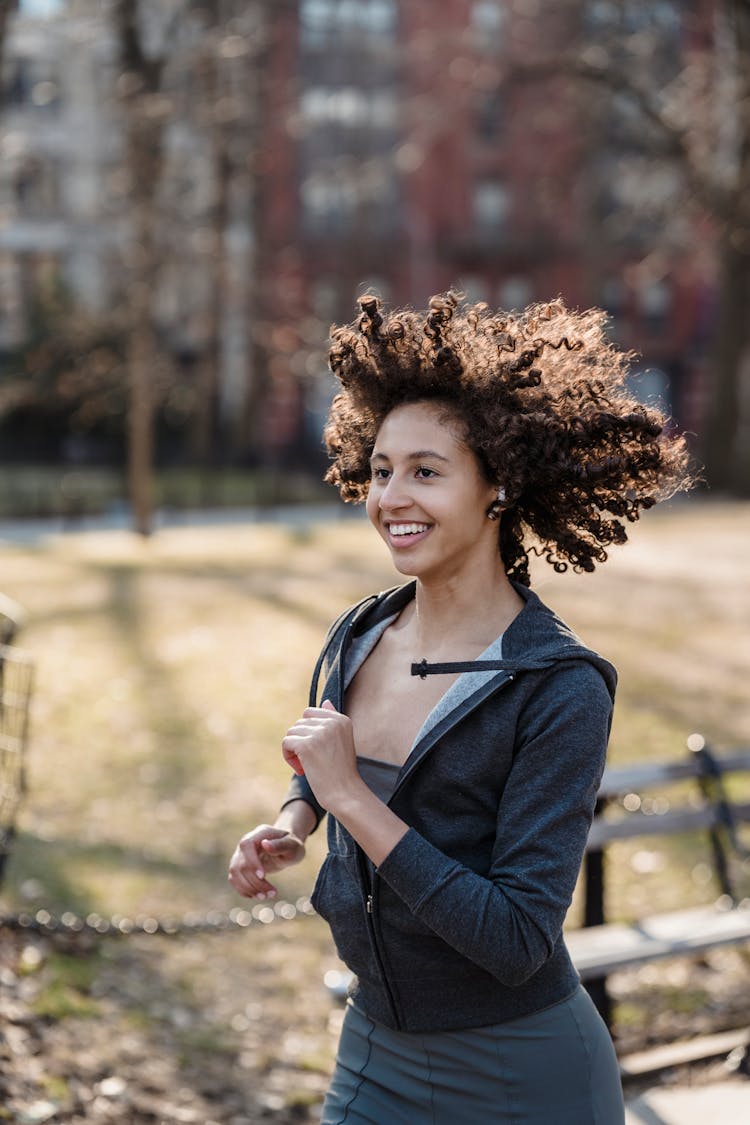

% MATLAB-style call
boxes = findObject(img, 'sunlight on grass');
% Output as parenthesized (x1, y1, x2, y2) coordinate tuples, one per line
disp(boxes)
(1, 498, 748, 928)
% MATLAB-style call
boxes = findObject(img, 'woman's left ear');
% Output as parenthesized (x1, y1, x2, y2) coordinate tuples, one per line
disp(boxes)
(486, 486, 507, 521)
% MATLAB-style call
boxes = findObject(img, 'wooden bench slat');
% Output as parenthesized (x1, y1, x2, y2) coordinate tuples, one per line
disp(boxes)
(585, 801, 750, 850)
(567, 903, 750, 979)
(596, 749, 750, 799)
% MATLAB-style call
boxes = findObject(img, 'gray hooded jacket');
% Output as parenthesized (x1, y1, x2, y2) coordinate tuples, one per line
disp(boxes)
(282, 580, 617, 1033)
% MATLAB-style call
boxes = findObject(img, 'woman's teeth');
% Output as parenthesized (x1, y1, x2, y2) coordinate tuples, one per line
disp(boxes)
(389, 523, 429, 536)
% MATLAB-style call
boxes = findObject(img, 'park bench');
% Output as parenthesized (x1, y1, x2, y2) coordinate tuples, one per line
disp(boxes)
(0, 595, 34, 888)
(568, 735, 750, 1030)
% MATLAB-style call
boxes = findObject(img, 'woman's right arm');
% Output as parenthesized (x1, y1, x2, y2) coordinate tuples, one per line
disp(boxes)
(228, 799, 317, 900)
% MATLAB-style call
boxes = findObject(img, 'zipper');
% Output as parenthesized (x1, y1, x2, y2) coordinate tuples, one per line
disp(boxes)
(339, 607, 401, 1024)
(357, 849, 401, 1028)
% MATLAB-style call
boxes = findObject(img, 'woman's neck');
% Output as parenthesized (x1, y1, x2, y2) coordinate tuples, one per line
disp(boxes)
(407, 564, 525, 655)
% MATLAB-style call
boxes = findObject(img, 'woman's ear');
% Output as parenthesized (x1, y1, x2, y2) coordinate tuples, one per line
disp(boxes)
(486, 486, 507, 521)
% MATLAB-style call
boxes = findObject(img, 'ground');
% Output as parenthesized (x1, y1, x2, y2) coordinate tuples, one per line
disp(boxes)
(1, 499, 749, 1122)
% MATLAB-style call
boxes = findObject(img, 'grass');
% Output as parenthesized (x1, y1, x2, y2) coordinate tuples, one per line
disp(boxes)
(0, 496, 749, 1066)
(2, 496, 749, 918)
(30, 951, 103, 1020)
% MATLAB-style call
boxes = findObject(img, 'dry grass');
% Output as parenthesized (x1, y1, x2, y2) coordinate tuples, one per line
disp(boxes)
(2, 497, 749, 920)
(0, 497, 748, 1105)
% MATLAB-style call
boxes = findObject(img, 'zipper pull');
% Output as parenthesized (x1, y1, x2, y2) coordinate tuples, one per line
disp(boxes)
(366, 894, 373, 914)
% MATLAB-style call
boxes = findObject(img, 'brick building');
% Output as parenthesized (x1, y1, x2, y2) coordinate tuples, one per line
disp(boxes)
(257, 0, 717, 457)
(0, 0, 719, 468)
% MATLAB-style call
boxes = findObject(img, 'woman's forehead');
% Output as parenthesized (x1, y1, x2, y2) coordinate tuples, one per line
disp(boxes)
(377, 400, 463, 437)
(373, 402, 473, 460)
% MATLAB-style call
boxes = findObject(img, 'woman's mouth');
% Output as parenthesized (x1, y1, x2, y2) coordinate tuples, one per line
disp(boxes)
(385, 521, 432, 547)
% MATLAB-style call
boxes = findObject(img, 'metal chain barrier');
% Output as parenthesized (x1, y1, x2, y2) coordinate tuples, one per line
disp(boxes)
(0, 897, 316, 939)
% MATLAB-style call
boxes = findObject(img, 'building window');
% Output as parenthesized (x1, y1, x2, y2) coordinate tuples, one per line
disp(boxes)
(19, 0, 66, 15)
(300, 0, 335, 46)
(470, 1, 506, 49)
(472, 181, 510, 237)
(301, 161, 397, 235)
(301, 174, 355, 231)
(639, 278, 671, 333)
(476, 87, 504, 142)
(300, 86, 397, 130)
(300, 0, 397, 47)
(472, 1, 508, 39)
(586, 1, 680, 34)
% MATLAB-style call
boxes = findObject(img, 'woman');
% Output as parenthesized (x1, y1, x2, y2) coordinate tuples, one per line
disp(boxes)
(228, 292, 691, 1123)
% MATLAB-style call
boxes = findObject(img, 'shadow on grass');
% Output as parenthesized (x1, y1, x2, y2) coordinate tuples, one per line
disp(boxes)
(4, 829, 230, 918)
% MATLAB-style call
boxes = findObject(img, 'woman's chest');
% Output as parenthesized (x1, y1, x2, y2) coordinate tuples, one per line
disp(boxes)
(344, 645, 463, 767)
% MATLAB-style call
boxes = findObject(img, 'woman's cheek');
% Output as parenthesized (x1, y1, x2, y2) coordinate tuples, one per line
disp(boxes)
(365, 487, 381, 528)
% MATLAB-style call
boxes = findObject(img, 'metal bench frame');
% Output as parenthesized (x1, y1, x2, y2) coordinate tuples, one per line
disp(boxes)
(0, 597, 33, 889)
(568, 737, 750, 1029)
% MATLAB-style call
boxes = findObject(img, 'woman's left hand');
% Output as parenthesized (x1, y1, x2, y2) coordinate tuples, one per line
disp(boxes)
(282, 700, 362, 813)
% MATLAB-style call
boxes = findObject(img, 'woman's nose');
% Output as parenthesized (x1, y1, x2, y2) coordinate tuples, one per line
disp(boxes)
(379, 473, 411, 510)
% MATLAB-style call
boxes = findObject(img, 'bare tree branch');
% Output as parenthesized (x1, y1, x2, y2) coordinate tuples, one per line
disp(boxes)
(507, 48, 742, 228)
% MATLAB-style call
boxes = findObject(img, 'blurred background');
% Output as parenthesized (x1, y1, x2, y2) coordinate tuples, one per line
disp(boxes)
(0, 0, 748, 532)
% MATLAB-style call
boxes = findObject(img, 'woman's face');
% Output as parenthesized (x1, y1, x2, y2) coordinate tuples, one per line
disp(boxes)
(366, 400, 499, 582)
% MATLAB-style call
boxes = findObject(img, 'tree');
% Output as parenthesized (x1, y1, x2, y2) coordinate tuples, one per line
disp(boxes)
(111, 0, 266, 528)
(112, 0, 174, 535)
(0, 2, 19, 76)
(509, 0, 750, 494)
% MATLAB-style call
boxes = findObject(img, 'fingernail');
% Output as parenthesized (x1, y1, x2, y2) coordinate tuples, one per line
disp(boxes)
(257, 892, 266, 900)
(268, 889, 276, 897)
(256, 869, 264, 879)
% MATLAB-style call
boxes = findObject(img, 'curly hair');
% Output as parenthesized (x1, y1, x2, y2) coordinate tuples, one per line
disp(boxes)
(323, 291, 693, 586)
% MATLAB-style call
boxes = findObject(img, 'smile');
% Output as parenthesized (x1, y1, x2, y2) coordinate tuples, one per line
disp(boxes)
(386, 522, 431, 540)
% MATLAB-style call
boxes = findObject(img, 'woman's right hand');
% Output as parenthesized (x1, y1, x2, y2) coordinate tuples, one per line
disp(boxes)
(228, 823, 306, 900)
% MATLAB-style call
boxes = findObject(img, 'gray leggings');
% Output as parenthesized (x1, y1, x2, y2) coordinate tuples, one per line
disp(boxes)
(321, 985, 625, 1124)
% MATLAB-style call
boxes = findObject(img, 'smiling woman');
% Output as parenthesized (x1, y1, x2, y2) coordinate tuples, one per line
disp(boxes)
(324, 291, 692, 585)
(228, 291, 693, 1124)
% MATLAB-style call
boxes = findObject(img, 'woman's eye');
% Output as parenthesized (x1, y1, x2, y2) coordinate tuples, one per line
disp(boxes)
(416, 466, 437, 479)
(372, 467, 390, 480)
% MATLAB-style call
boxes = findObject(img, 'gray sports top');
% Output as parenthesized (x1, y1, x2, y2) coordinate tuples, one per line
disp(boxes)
(356, 755, 401, 805)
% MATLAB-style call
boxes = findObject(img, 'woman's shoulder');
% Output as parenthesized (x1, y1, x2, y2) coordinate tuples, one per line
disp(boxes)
(505, 584, 617, 701)
(330, 581, 416, 640)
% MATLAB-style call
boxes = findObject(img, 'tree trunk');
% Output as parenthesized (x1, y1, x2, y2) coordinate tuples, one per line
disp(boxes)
(702, 0, 750, 494)
(0, 2, 18, 77)
(123, 106, 165, 535)
(190, 85, 230, 469)
(127, 211, 158, 535)
(703, 234, 750, 494)
(114, 0, 168, 536)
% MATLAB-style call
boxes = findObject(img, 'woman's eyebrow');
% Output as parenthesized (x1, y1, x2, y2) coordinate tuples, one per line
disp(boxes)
(370, 450, 450, 463)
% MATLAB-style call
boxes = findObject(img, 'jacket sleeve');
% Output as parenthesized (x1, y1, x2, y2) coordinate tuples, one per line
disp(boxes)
(376, 660, 612, 986)
(280, 772, 326, 831)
